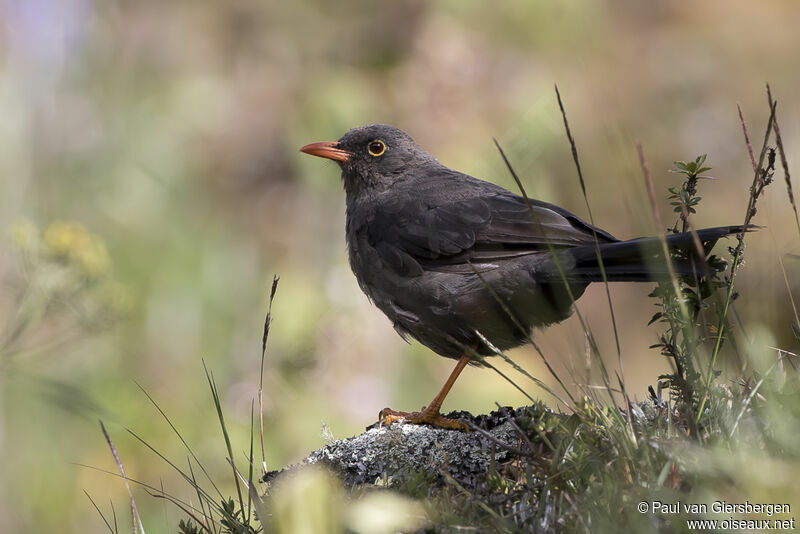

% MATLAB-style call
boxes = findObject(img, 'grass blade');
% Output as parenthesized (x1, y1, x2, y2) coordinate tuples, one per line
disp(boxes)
(202, 360, 247, 526)
(99, 420, 146, 534)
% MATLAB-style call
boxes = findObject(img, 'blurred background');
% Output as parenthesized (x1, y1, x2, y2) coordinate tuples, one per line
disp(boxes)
(0, 0, 799, 531)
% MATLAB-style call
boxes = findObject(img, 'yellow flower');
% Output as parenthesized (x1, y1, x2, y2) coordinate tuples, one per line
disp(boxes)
(43, 221, 111, 278)
(44, 221, 90, 257)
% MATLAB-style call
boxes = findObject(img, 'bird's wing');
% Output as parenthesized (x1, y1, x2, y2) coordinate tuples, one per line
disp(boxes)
(368, 191, 617, 275)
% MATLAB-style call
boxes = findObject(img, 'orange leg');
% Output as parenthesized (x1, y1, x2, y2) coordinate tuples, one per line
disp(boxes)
(380, 353, 471, 431)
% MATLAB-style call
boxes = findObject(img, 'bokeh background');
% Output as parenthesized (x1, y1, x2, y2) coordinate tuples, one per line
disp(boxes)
(1, 0, 799, 531)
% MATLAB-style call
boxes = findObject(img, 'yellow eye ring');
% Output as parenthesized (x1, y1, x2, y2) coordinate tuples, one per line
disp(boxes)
(367, 139, 386, 156)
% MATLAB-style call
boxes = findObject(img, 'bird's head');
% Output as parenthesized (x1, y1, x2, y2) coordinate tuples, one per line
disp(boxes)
(300, 124, 436, 197)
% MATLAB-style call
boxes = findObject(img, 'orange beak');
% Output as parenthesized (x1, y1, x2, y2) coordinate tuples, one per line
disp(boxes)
(299, 141, 352, 162)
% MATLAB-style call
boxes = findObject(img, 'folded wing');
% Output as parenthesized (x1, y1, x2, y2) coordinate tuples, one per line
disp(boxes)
(368, 191, 617, 275)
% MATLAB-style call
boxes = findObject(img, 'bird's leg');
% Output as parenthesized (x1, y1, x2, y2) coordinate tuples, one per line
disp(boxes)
(379, 353, 471, 431)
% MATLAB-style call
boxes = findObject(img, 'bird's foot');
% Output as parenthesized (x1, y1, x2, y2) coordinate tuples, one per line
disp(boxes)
(379, 406, 469, 432)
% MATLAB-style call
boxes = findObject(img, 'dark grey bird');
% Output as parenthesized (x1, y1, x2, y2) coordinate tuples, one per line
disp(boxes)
(301, 124, 743, 430)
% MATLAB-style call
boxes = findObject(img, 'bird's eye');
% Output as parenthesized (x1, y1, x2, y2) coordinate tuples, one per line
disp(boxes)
(367, 140, 386, 157)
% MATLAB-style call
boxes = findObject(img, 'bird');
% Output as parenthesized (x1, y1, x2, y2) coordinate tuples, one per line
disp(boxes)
(300, 124, 743, 431)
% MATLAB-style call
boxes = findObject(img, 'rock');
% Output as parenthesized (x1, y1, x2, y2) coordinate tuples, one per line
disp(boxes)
(266, 405, 557, 488)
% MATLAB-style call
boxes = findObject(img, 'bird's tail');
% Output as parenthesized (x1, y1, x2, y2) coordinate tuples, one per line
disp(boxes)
(545, 225, 748, 282)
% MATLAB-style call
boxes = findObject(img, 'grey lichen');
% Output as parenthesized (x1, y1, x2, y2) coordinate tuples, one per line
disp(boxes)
(309, 420, 517, 487)
(268, 405, 559, 489)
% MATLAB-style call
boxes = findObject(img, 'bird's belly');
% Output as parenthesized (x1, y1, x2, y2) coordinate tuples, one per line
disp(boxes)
(350, 249, 585, 359)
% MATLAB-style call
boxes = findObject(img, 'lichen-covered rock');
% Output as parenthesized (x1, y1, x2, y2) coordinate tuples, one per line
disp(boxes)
(267, 405, 558, 488)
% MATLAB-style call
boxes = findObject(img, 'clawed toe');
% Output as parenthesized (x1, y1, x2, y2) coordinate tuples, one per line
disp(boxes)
(375, 355, 472, 432)
(378, 407, 468, 432)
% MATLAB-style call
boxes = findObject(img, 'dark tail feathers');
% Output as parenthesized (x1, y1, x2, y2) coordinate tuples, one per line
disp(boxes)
(551, 225, 749, 282)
